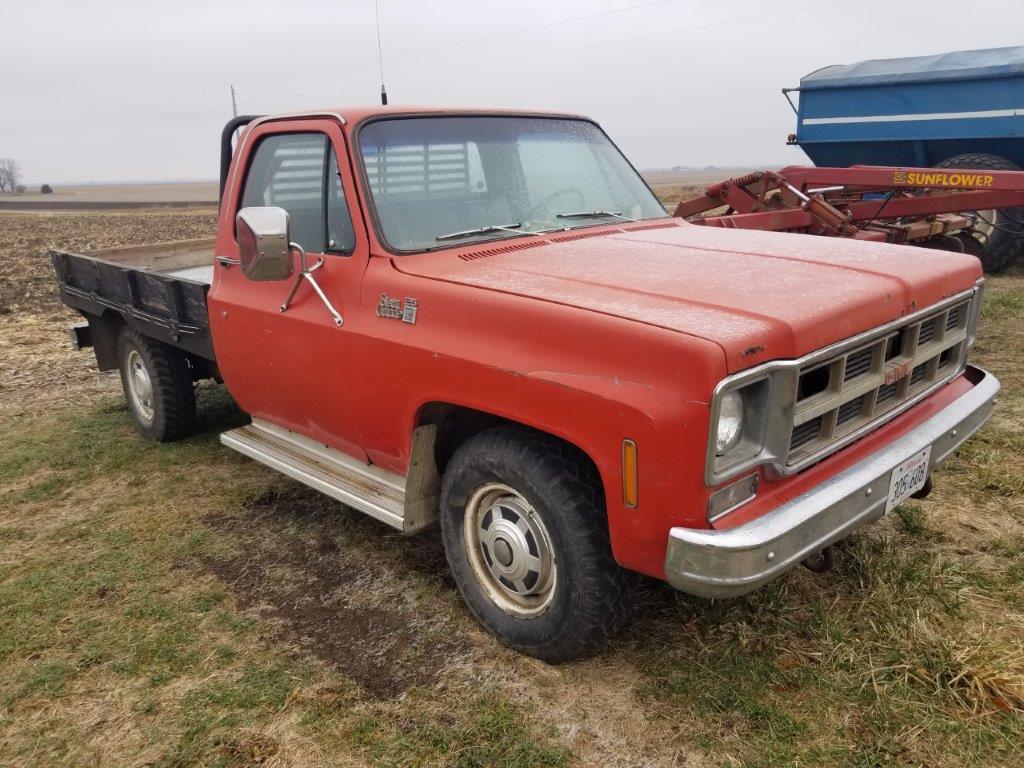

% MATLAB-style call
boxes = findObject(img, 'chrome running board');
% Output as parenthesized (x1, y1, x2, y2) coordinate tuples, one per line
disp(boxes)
(221, 418, 408, 531)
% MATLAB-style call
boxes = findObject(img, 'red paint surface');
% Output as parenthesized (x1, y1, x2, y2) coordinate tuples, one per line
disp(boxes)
(207, 107, 984, 579)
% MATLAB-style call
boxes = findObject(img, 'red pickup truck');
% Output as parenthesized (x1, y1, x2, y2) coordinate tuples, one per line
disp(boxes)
(53, 107, 1000, 662)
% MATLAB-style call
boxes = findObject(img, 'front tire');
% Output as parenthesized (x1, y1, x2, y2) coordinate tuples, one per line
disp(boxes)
(440, 426, 633, 663)
(117, 328, 196, 441)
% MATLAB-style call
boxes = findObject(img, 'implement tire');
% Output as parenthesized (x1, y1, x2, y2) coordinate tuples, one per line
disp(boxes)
(936, 153, 1024, 273)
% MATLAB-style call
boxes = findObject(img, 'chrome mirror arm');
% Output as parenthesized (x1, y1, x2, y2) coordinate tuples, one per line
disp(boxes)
(279, 243, 344, 326)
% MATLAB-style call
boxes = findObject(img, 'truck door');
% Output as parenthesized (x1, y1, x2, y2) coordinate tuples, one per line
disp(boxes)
(209, 118, 368, 460)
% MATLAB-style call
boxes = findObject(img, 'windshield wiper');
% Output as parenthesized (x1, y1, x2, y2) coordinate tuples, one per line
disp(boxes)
(436, 222, 526, 241)
(556, 210, 636, 222)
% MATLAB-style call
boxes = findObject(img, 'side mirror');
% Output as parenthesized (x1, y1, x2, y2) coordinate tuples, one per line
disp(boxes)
(235, 206, 294, 282)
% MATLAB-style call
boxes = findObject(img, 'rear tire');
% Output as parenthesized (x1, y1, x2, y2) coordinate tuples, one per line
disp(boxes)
(935, 153, 1024, 273)
(117, 328, 196, 442)
(439, 426, 633, 663)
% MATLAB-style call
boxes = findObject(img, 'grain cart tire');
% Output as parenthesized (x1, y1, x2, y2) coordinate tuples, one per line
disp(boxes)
(440, 426, 633, 663)
(117, 328, 196, 442)
(936, 153, 1024, 273)
(953, 232, 985, 258)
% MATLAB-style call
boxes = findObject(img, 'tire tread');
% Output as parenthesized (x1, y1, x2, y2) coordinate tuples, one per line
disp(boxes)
(441, 426, 633, 663)
(118, 329, 196, 442)
(936, 152, 1024, 273)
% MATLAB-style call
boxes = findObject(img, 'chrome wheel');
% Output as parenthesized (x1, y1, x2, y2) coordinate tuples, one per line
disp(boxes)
(126, 349, 154, 423)
(463, 483, 556, 617)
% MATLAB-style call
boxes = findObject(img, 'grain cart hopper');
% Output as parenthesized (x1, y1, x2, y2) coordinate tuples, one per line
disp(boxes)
(675, 47, 1024, 271)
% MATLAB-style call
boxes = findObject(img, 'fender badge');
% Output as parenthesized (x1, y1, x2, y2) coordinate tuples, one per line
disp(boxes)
(377, 294, 418, 324)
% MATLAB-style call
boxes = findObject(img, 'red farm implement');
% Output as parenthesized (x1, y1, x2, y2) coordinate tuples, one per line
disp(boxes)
(673, 164, 1024, 272)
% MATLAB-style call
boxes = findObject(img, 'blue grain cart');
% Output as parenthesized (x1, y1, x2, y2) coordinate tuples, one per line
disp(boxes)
(789, 46, 1024, 271)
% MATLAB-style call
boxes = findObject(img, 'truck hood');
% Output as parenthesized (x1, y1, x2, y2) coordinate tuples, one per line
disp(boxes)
(392, 221, 982, 372)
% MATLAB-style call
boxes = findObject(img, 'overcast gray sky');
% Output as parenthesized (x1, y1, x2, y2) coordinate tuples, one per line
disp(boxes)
(3, 0, 1022, 184)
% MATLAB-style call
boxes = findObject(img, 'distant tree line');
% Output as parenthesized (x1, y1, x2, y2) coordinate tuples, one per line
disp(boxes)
(0, 159, 52, 193)
(0, 158, 23, 192)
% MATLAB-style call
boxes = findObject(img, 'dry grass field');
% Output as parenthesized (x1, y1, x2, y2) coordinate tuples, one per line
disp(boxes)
(1, 201, 1022, 767)
(3, 183, 219, 206)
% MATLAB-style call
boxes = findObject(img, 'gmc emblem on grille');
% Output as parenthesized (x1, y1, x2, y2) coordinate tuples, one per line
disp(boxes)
(884, 361, 913, 385)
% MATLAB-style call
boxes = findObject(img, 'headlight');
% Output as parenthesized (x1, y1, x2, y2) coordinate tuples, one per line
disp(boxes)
(715, 391, 745, 455)
(707, 378, 770, 483)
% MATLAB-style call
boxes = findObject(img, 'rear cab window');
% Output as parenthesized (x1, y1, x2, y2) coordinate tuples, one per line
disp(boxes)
(241, 132, 356, 254)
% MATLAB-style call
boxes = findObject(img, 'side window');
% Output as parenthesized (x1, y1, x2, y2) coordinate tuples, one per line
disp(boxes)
(241, 132, 355, 255)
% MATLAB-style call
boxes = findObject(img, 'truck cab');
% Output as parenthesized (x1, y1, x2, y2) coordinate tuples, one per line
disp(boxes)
(54, 107, 1000, 662)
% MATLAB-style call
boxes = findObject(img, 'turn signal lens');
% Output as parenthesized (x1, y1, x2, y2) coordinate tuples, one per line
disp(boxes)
(622, 439, 638, 508)
(707, 473, 759, 524)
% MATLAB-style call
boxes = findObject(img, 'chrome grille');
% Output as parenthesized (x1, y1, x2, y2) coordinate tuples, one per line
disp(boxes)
(843, 348, 872, 381)
(705, 286, 981, 486)
(946, 305, 962, 330)
(786, 296, 973, 465)
(875, 381, 898, 405)
(918, 318, 937, 345)
(836, 394, 866, 426)
(790, 417, 823, 451)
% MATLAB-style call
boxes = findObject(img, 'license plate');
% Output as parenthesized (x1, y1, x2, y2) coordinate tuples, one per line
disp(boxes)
(885, 447, 931, 514)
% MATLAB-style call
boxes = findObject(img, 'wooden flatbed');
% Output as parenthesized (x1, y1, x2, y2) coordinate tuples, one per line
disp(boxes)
(51, 238, 217, 364)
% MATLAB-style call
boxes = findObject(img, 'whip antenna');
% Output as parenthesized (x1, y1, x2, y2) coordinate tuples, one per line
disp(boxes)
(374, 0, 388, 105)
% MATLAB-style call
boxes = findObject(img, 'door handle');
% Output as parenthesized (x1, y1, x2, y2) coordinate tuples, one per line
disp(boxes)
(217, 255, 241, 268)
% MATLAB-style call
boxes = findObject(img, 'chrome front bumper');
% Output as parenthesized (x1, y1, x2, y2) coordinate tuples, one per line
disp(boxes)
(664, 366, 1000, 599)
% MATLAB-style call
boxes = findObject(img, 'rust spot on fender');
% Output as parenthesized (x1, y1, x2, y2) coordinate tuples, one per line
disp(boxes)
(741, 345, 765, 357)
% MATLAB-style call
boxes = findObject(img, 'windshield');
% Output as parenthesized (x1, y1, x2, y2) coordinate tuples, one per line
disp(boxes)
(358, 116, 667, 251)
